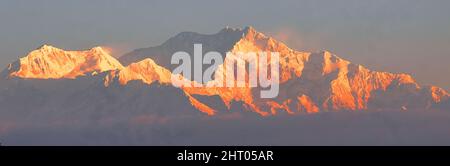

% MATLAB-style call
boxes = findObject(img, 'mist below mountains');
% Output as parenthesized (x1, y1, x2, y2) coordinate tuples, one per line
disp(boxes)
(3, 109, 450, 145)
(0, 26, 449, 145)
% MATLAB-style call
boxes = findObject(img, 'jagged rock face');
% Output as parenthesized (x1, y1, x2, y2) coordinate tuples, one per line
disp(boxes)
(6, 45, 124, 79)
(1, 27, 449, 117)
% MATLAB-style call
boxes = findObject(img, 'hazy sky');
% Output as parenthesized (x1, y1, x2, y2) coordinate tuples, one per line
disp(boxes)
(1, 0, 449, 90)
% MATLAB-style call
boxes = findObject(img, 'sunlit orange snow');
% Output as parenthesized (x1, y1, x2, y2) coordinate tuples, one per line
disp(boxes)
(8, 45, 123, 79)
(5, 27, 449, 116)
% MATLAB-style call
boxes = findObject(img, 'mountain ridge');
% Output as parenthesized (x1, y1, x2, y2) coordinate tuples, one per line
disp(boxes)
(4, 45, 124, 79)
(1, 26, 448, 116)
(117, 26, 449, 115)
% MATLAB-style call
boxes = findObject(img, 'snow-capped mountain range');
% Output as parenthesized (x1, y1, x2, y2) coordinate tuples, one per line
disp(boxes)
(1, 26, 449, 117)
(2, 26, 450, 145)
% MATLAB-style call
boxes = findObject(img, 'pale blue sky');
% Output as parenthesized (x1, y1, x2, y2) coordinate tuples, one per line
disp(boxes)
(1, 0, 449, 90)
